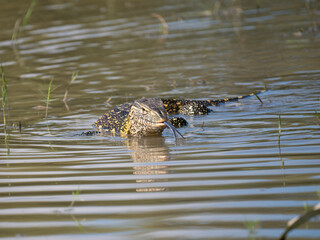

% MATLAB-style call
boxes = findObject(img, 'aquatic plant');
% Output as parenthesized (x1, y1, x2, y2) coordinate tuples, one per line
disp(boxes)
(22, 0, 38, 27)
(1, 66, 7, 127)
(279, 203, 320, 240)
(45, 79, 54, 118)
(278, 114, 282, 140)
(69, 188, 82, 208)
(152, 13, 168, 36)
(277, 113, 284, 167)
(63, 72, 78, 101)
(67, 187, 86, 232)
(253, 92, 263, 104)
(71, 215, 86, 232)
(63, 72, 78, 111)
(1, 67, 10, 162)
(315, 110, 320, 122)
(198, 0, 243, 19)
(12, 0, 38, 41)
(244, 219, 259, 240)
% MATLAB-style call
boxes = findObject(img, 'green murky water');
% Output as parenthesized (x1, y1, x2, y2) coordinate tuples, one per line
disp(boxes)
(1, 1, 320, 239)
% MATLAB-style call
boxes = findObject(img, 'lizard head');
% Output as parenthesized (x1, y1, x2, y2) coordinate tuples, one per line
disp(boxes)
(128, 98, 168, 136)
(128, 98, 185, 138)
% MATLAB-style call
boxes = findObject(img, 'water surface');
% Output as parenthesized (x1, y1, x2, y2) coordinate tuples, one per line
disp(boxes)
(1, 1, 320, 239)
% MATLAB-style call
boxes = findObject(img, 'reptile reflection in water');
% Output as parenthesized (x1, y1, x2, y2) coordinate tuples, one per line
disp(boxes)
(126, 137, 170, 192)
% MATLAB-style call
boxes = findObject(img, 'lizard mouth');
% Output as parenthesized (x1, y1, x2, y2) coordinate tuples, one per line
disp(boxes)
(143, 119, 184, 139)
(163, 121, 184, 139)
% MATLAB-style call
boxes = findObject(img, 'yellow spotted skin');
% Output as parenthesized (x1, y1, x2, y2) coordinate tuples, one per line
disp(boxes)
(94, 102, 132, 135)
(161, 99, 211, 115)
(93, 90, 265, 136)
(161, 99, 185, 114)
(161, 90, 265, 115)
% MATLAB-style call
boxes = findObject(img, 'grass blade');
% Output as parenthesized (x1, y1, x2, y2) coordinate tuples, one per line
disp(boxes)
(63, 72, 78, 102)
(1, 66, 7, 127)
(278, 114, 282, 138)
(151, 13, 169, 36)
(63, 72, 78, 111)
(315, 110, 320, 122)
(253, 92, 263, 104)
(277, 113, 284, 167)
(22, 0, 38, 27)
(45, 79, 54, 118)
(12, 0, 37, 43)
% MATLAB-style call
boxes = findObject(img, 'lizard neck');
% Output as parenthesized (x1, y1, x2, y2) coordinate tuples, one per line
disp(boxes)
(120, 115, 132, 136)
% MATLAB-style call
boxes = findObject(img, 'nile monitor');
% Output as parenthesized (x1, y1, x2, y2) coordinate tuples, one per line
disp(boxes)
(92, 90, 265, 138)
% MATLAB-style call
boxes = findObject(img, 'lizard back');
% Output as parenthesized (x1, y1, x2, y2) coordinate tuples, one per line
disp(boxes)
(93, 102, 132, 134)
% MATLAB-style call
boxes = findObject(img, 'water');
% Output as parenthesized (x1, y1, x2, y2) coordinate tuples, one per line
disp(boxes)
(1, 0, 320, 239)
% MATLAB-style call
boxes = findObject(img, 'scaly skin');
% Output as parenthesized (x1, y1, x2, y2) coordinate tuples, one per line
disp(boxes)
(161, 91, 265, 115)
(93, 90, 265, 137)
(94, 98, 168, 137)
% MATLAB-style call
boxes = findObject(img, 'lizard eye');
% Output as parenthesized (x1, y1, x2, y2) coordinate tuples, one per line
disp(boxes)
(141, 107, 147, 113)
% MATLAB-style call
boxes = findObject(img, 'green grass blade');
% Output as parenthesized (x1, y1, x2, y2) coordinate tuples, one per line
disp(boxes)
(70, 71, 78, 84)
(317, 191, 320, 199)
(253, 92, 263, 104)
(1, 66, 7, 108)
(45, 79, 54, 118)
(22, 0, 38, 27)
(1, 66, 7, 127)
(315, 110, 320, 122)
(278, 114, 282, 136)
